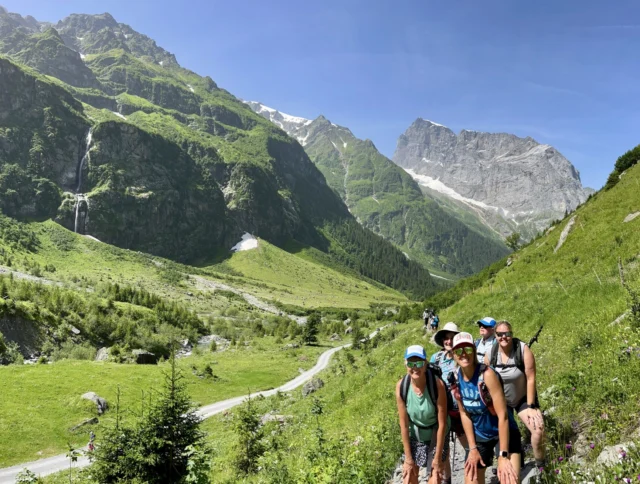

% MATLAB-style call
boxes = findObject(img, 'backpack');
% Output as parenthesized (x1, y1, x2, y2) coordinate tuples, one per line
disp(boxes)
(449, 364, 505, 417)
(489, 338, 526, 374)
(400, 364, 453, 428)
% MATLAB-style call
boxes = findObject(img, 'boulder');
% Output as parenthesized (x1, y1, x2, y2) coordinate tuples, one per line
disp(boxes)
(345, 327, 353, 334)
(132, 349, 158, 365)
(302, 377, 324, 397)
(282, 343, 299, 350)
(260, 412, 291, 426)
(95, 347, 109, 361)
(81, 392, 109, 415)
(329, 333, 341, 341)
(596, 442, 636, 465)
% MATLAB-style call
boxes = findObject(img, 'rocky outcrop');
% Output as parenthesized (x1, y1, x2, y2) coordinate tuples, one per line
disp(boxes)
(81, 392, 108, 414)
(302, 377, 324, 397)
(132, 349, 157, 365)
(393, 118, 592, 238)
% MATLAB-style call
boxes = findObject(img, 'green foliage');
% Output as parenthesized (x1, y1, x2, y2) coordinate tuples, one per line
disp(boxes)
(233, 397, 265, 475)
(301, 312, 320, 345)
(505, 232, 521, 251)
(91, 356, 208, 483)
(605, 143, 640, 190)
(15, 468, 40, 483)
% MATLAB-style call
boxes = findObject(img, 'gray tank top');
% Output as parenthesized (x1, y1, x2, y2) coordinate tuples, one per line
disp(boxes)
(486, 341, 527, 407)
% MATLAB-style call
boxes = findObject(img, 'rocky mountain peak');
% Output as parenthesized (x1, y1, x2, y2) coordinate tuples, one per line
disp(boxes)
(393, 119, 592, 238)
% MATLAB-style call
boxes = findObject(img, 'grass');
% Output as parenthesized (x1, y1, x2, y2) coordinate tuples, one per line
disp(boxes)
(0, 338, 332, 467)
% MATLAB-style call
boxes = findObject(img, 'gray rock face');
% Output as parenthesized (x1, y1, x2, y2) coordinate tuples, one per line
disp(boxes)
(393, 118, 592, 238)
(302, 377, 324, 397)
(132, 349, 157, 365)
(95, 347, 109, 361)
(81, 392, 108, 415)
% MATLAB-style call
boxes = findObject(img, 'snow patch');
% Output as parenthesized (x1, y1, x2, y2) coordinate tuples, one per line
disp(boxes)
(296, 131, 311, 146)
(112, 112, 127, 120)
(244, 101, 312, 128)
(187, 84, 195, 93)
(431, 273, 454, 281)
(76, 36, 83, 40)
(123, 33, 129, 39)
(80, 53, 86, 60)
(231, 233, 258, 252)
(419, 118, 447, 128)
(331, 140, 338, 149)
(158, 61, 164, 66)
(403, 252, 410, 260)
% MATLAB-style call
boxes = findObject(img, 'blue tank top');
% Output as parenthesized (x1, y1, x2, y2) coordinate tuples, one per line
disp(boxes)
(457, 365, 517, 442)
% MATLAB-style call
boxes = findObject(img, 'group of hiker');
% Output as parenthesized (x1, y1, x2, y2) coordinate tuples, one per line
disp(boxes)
(423, 308, 440, 332)
(396, 317, 545, 484)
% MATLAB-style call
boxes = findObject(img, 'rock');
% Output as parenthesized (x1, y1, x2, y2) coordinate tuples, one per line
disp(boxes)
(329, 333, 341, 341)
(282, 343, 299, 350)
(302, 378, 324, 397)
(623, 212, 640, 223)
(186, 291, 194, 297)
(554, 216, 576, 253)
(343, 318, 351, 326)
(132, 349, 158, 365)
(596, 441, 636, 465)
(70, 325, 81, 335)
(392, 119, 591, 239)
(260, 413, 292, 426)
(81, 392, 108, 415)
(345, 326, 353, 334)
(95, 347, 109, 361)
(506, 257, 513, 267)
(69, 417, 99, 432)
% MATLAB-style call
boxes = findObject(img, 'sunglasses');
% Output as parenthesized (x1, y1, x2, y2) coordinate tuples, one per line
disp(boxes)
(496, 331, 513, 338)
(406, 360, 426, 369)
(453, 346, 474, 357)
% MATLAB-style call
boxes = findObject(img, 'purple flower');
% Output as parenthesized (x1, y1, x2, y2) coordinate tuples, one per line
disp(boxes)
(572, 387, 576, 391)
(558, 456, 564, 462)
(590, 443, 595, 449)
(619, 450, 627, 459)
(566, 443, 573, 450)
(555, 469, 561, 474)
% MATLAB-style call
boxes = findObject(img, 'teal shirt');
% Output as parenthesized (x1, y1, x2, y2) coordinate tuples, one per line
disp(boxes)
(406, 384, 438, 442)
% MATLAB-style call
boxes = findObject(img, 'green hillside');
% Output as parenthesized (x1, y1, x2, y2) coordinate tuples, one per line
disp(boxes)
(196, 155, 640, 483)
(0, 7, 435, 299)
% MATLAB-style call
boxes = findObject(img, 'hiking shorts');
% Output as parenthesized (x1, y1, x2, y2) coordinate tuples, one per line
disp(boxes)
(405, 434, 450, 471)
(468, 426, 522, 468)
(512, 394, 541, 414)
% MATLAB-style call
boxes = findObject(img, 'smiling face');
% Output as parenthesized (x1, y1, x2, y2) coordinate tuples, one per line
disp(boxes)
(496, 322, 513, 348)
(452, 344, 476, 369)
(406, 356, 426, 380)
(478, 324, 494, 339)
(442, 332, 456, 351)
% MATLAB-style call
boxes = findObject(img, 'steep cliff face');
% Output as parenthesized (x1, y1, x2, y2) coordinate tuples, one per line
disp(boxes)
(248, 102, 510, 277)
(393, 118, 592, 238)
(0, 7, 434, 297)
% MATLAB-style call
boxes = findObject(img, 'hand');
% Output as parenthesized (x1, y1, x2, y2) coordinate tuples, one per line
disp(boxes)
(464, 448, 484, 482)
(402, 458, 415, 479)
(497, 456, 518, 484)
(525, 408, 544, 431)
(431, 461, 443, 482)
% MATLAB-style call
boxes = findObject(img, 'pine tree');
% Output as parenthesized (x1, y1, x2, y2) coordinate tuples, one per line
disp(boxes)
(301, 312, 320, 345)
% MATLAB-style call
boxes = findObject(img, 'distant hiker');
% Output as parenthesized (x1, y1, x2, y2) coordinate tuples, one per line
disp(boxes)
(450, 332, 520, 484)
(485, 321, 546, 472)
(423, 309, 431, 329)
(475, 317, 497, 363)
(431, 314, 440, 332)
(396, 345, 450, 484)
(431, 322, 467, 480)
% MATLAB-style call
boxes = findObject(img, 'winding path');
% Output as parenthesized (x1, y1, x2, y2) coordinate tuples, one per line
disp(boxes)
(0, 327, 386, 483)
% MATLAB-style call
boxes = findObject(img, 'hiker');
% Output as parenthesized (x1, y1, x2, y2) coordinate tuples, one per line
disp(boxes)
(431, 322, 468, 479)
(450, 332, 520, 484)
(431, 314, 440, 332)
(396, 344, 450, 484)
(423, 308, 431, 329)
(475, 317, 497, 364)
(485, 321, 546, 472)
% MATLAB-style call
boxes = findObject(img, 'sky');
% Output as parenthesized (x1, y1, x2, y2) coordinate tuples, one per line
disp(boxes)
(4, 0, 640, 189)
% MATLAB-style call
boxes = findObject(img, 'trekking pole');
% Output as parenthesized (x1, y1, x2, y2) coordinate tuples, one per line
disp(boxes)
(528, 325, 543, 348)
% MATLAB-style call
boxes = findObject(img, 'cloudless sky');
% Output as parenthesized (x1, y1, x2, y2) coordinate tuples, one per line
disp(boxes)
(4, 0, 640, 188)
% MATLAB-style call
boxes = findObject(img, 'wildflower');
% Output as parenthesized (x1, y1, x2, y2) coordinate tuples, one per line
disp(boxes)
(558, 456, 564, 462)
(590, 443, 596, 449)
(566, 443, 573, 451)
(619, 449, 627, 459)
(623, 478, 631, 483)
(555, 469, 561, 475)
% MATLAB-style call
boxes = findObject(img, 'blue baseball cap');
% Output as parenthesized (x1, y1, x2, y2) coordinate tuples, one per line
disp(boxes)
(404, 345, 427, 360)
(477, 317, 496, 328)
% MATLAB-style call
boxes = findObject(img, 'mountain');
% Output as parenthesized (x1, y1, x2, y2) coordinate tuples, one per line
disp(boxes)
(393, 118, 594, 239)
(246, 102, 510, 279)
(0, 6, 434, 298)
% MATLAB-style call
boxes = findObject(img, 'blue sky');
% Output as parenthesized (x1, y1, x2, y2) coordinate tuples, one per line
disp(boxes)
(5, 0, 640, 188)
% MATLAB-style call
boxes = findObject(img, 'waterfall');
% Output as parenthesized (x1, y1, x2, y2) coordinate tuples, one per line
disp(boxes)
(74, 129, 93, 234)
(75, 128, 93, 193)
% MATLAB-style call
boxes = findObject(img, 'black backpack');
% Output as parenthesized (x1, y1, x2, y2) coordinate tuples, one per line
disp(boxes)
(489, 338, 526, 373)
(400, 364, 453, 429)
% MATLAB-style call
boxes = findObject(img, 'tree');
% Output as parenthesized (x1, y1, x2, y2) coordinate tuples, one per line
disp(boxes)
(505, 232, 521, 251)
(301, 312, 320, 345)
(233, 396, 265, 475)
(92, 353, 209, 483)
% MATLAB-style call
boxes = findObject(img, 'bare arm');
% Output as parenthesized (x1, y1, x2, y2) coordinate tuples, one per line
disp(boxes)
(457, 386, 483, 481)
(523, 344, 537, 406)
(432, 378, 448, 476)
(395, 380, 413, 462)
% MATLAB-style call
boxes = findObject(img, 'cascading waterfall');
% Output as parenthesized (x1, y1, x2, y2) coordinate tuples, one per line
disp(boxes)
(74, 129, 93, 234)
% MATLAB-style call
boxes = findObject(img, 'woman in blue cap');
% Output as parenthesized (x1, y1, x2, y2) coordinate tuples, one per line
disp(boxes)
(396, 344, 450, 484)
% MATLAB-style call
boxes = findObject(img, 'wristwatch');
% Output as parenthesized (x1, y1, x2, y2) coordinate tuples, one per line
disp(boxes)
(499, 450, 509, 458)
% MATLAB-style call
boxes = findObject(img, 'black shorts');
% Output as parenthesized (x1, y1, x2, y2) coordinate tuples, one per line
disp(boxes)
(512, 394, 541, 414)
(449, 413, 464, 435)
(470, 426, 522, 468)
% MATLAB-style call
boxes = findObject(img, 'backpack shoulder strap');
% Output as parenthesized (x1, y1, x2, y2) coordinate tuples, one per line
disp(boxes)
(489, 341, 499, 367)
(513, 338, 526, 373)
(475, 338, 482, 347)
(426, 368, 439, 407)
(400, 374, 411, 404)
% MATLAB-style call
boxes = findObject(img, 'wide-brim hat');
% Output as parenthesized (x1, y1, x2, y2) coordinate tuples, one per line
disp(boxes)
(434, 322, 460, 347)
